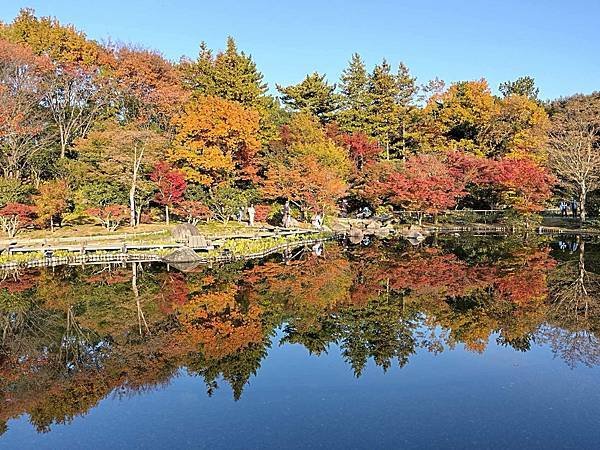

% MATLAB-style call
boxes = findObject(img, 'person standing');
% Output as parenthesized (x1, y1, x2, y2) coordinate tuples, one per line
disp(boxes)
(559, 200, 567, 217)
(311, 211, 324, 229)
(247, 204, 255, 227)
(571, 199, 578, 219)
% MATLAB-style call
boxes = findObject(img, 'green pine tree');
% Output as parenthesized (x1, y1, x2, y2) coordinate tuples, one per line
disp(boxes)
(337, 53, 371, 133)
(368, 60, 401, 159)
(276, 72, 339, 123)
(181, 36, 269, 109)
(396, 62, 419, 155)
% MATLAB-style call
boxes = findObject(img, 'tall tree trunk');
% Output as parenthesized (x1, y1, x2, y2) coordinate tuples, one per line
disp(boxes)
(130, 145, 143, 228)
(579, 185, 587, 223)
(59, 131, 67, 159)
(129, 184, 136, 228)
(165, 205, 170, 225)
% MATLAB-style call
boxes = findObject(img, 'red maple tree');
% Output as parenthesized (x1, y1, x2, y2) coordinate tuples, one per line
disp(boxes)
(150, 161, 187, 224)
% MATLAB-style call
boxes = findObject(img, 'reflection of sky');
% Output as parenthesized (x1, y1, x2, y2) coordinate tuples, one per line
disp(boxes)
(3, 327, 600, 449)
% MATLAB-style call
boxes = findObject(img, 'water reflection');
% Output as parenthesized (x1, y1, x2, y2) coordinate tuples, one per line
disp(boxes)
(1, 234, 600, 435)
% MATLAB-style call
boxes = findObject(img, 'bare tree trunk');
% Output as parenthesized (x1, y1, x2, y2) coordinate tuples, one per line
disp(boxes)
(60, 133, 67, 158)
(132, 263, 149, 336)
(165, 205, 170, 225)
(129, 184, 136, 228)
(130, 145, 143, 228)
(579, 185, 587, 223)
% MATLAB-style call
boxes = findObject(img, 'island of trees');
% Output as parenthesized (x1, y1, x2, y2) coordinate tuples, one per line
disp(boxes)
(1, 9, 599, 239)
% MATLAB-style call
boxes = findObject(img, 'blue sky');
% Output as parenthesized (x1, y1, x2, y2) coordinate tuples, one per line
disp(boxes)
(1, 0, 598, 100)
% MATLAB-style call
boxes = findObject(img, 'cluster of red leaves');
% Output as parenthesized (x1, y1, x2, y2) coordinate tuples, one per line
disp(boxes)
(173, 200, 212, 223)
(85, 204, 129, 222)
(0, 203, 37, 223)
(365, 151, 555, 214)
(150, 161, 187, 207)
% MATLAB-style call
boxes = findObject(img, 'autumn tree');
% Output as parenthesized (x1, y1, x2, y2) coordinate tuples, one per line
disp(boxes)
(421, 79, 496, 154)
(339, 132, 382, 172)
(85, 204, 129, 232)
(0, 202, 36, 238)
(483, 94, 549, 161)
(34, 179, 70, 231)
(74, 121, 166, 226)
(0, 38, 53, 180)
(263, 114, 350, 216)
(491, 158, 555, 215)
(150, 162, 187, 224)
(170, 95, 261, 186)
(174, 200, 212, 225)
(419, 79, 549, 161)
(0, 8, 111, 67)
(180, 37, 278, 141)
(112, 44, 187, 128)
(369, 154, 465, 224)
(1, 9, 114, 158)
(277, 72, 339, 123)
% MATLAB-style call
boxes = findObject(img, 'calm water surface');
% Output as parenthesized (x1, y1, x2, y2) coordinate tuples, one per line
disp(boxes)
(1, 235, 600, 449)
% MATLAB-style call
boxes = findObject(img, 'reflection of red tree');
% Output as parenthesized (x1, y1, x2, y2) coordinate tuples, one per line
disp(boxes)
(495, 248, 556, 305)
(158, 272, 190, 314)
(0, 270, 39, 293)
(85, 268, 130, 285)
(387, 248, 494, 297)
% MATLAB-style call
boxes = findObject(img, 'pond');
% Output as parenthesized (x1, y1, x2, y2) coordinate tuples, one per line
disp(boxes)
(1, 234, 600, 449)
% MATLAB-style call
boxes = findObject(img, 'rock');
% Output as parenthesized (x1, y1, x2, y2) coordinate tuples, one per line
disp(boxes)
(187, 235, 208, 248)
(373, 227, 391, 237)
(163, 246, 201, 263)
(406, 230, 426, 245)
(365, 220, 382, 230)
(348, 228, 364, 244)
(331, 222, 350, 232)
(171, 223, 200, 242)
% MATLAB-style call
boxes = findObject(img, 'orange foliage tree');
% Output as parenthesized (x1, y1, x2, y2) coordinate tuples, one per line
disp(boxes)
(170, 95, 261, 186)
(34, 179, 70, 231)
(112, 44, 187, 127)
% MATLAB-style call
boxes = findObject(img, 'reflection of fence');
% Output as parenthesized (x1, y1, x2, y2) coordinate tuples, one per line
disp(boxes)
(0, 237, 330, 271)
(394, 208, 561, 223)
(1, 252, 162, 270)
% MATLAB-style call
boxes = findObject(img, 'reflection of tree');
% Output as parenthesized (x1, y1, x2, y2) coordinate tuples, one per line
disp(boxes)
(544, 240, 600, 366)
(549, 241, 600, 322)
(538, 325, 600, 368)
(4, 237, 600, 433)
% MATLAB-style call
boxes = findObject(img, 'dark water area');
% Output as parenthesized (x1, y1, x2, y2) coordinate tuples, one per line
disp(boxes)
(2, 234, 600, 449)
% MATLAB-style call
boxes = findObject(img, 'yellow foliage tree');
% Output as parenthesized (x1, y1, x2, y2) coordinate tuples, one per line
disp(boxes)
(170, 95, 261, 186)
